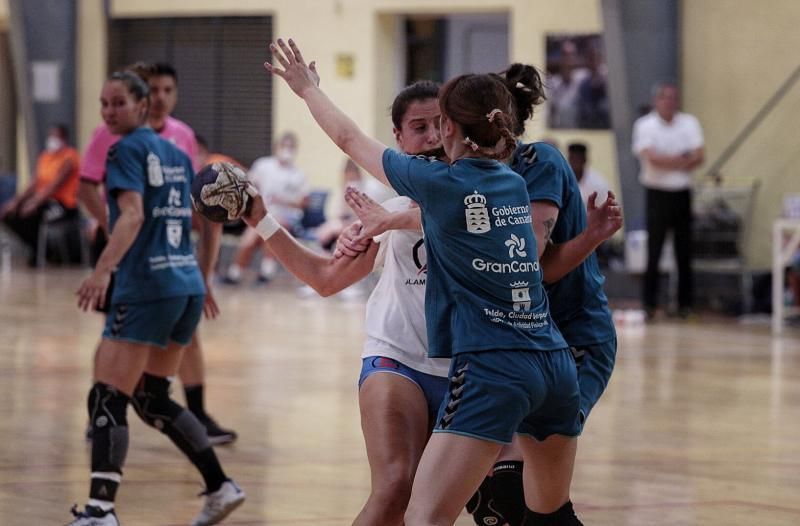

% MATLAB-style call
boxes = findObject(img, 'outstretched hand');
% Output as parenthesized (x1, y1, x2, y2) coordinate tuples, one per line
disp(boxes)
(264, 38, 320, 97)
(345, 187, 393, 242)
(586, 190, 623, 243)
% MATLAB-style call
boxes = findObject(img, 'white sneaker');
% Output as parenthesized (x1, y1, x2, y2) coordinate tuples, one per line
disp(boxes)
(190, 480, 246, 526)
(66, 505, 120, 526)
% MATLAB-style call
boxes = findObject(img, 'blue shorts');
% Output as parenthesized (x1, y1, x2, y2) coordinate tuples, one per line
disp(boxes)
(359, 356, 449, 425)
(571, 338, 617, 426)
(433, 349, 581, 444)
(102, 295, 205, 349)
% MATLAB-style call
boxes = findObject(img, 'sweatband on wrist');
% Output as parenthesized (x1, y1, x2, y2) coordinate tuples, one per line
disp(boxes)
(254, 214, 281, 240)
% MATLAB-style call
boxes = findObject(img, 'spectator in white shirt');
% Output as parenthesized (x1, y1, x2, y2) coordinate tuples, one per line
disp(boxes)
(632, 81, 704, 319)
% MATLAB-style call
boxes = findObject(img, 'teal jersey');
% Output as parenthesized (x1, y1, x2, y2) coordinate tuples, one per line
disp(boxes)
(512, 142, 615, 346)
(105, 127, 205, 304)
(382, 148, 567, 359)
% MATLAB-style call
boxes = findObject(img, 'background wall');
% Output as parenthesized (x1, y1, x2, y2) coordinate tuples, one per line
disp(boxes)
(5, 0, 798, 271)
(683, 0, 800, 269)
(102, 0, 618, 197)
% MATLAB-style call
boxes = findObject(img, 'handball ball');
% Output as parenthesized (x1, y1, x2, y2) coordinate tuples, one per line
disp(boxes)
(191, 161, 254, 223)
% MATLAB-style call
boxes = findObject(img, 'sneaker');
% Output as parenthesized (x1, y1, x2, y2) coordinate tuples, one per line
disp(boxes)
(201, 416, 238, 446)
(65, 504, 119, 526)
(191, 480, 246, 526)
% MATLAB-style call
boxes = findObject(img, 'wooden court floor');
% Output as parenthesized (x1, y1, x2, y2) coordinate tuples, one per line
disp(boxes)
(1, 267, 799, 525)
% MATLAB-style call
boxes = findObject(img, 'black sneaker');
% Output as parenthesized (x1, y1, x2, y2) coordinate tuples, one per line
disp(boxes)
(66, 504, 119, 526)
(201, 416, 238, 446)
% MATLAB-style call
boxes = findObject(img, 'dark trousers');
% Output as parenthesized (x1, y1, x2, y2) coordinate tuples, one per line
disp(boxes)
(3, 202, 80, 264)
(644, 188, 693, 310)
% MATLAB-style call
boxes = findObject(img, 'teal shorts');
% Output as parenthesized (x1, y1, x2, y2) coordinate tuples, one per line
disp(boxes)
(102, 295, 204, 348)
(571, 338, 617, 426)
(434, 348, 581, 444)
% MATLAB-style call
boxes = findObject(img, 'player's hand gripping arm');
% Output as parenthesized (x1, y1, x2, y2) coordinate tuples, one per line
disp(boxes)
(77, 190, 144, 311)
(243, 193, 378, 296)
(265, 39, 390, 187)
(345, 187, 422, 242)
(539, 191, 623, 283)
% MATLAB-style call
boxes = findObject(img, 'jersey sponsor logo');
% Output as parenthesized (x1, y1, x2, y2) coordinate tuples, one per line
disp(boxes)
(163, 164, 187, 183)
(405, 238, 427, 286)
(464, 191, 491, 234)
(167, 187, 182, 207)
(491, 204, 532, 227)
(166, 219, 183, 249)
(510, 281, 531, 312)
(472, 258, 539, 274)
(504, 233, 527, 258)
(147, 152, 164, 187)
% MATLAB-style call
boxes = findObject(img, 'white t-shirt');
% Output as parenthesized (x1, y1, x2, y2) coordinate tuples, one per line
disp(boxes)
(578, 167, 610, 207)
(632, 111, 704, 191)
(248, 156, 308, 224)
(362, 196, 450, 377)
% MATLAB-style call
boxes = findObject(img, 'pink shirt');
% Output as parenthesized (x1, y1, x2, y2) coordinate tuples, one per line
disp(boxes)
(80, 116, 199, 183)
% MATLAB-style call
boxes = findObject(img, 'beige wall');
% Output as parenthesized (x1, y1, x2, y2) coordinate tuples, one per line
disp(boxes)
(683, 0, 800, 270)
(100, 0, 617, 195)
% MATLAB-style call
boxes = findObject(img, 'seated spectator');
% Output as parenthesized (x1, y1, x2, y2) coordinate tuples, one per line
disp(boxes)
(1, 124, 82, 265)
(225, 132, 308, 284)
(568, 142, 609, 207)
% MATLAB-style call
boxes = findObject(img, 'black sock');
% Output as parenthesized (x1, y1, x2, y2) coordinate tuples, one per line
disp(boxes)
(133, 374, 227, 492)
(523, 500, 583, 526)
(184, 383, 208, 421)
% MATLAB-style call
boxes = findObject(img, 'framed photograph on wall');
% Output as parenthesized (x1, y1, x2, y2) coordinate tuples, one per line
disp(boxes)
(546, 33, 610, 130)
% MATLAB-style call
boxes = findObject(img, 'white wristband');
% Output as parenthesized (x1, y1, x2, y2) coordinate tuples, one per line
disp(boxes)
(254, 214, 281, 240)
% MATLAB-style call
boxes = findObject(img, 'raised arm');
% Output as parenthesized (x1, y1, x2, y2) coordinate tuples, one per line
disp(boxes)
(265, 39, 389, 186)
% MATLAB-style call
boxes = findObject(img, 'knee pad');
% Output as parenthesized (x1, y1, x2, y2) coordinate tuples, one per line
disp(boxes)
(491, 461, 525, 526)
(466, 476, 506, 526)
(132, 374, 209, 452)
(131, 373, 177, 428)
(87, 382, 130, 474)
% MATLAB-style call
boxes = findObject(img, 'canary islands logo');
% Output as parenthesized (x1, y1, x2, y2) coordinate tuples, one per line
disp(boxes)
(464, 191, 490, 234)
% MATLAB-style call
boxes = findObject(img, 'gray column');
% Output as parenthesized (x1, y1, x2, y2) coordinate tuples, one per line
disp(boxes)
(601, 0, 678, 231)
(8, 0, 77, 175)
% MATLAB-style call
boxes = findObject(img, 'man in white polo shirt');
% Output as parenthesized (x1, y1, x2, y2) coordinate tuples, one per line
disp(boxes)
(632, 81, 704, 319)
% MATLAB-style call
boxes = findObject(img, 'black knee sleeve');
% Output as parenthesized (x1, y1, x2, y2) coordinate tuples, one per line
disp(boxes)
(523, 500, 583, 526)
(466, 476, 506, 526)
(87, 383, 130, 475)
(491, 461, 526, 526)
(132, 374, 226, 492)
(132, 374, 211, 452)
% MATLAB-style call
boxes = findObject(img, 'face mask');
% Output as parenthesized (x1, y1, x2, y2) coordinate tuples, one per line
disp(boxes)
(276, 147, 295, 164)
(46, 136, 63, 152)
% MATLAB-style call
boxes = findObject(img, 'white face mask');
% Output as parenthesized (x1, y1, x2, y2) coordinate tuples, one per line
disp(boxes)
(45, 136, 63, 152)
(276, 147, 295, 164)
